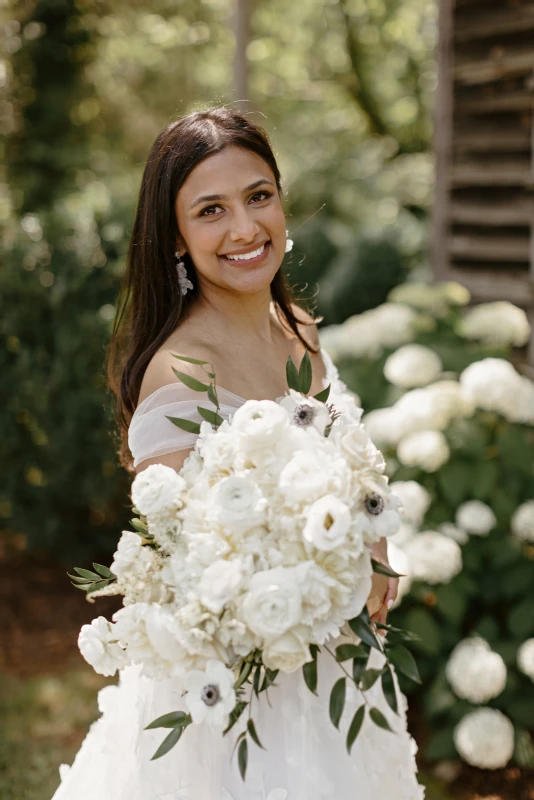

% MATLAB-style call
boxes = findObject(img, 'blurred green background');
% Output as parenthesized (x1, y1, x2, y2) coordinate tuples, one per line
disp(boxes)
(1, 1, 532, 798)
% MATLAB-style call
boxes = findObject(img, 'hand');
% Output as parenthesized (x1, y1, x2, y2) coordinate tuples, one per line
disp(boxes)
(368, 538, 399, 636)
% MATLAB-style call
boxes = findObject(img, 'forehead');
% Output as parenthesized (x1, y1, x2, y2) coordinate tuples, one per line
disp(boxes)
(177, 146, 275, 202)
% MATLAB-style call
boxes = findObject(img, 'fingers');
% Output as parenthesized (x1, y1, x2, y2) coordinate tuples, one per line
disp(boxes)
(384, 577, 399, 609)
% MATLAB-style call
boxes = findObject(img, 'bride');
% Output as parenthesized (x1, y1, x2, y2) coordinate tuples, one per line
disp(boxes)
(53, 106, 424, 799)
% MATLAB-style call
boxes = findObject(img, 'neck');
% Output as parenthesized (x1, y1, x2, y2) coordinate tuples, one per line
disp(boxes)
(195, 285, 276, 345)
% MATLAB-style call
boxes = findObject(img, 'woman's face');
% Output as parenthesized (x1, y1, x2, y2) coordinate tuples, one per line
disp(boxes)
(175, 146, 287, 295)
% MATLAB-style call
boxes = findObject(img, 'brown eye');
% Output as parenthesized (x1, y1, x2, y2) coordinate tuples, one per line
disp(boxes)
(200, 204, 223, 217)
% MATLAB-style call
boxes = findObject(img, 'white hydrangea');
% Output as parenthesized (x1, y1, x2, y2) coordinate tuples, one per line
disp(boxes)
(459, 301, 530, 347)
(511, 501, 534, 542)
(389, 480, 431, 527)
(453, 708, 514, 770)
(131, 464, 186, 516)
(456, 501, 496, 537)
(404, 531, 462, 584)
(460, 358, 534, 423)
(397, 430, 450, 472)
(110, 531, 153, 578)
(387, 541, 412, 607)
(517, 638, 534, 681)
(78, 617, 128, 677)
(362, 407, 406, 449)
(384, 344, 442, 388)
(388, 281, 470, 315)
(446, 637, 507, 703)
(438, 522, 469, 545)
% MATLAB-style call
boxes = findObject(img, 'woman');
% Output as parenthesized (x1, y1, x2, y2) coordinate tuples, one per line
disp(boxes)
(53, 107, 424, 799)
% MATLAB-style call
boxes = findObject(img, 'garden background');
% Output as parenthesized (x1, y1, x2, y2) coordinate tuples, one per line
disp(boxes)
(1, 0, 533, 798)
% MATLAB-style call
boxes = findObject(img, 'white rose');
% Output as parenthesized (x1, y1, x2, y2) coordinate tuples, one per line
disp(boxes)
(446, 637, 507, 703)
(231, 400, 289, 448)
(200, 422, 238, 473)
(397, 430, 450, 472)
(263, 628, 313, 673)
(517, 638, 534, 682)
(384, 344, 442, 388)
(131, 464, 186, 516)
(456, 500, 496, 536)
(78, 616, 127, 677)
(511, 501, 534, 542)
(279, 389, 331, 436)
(241, 567, 302, 641)
(389, 481, 431, 527)
(279, 451, 342, 506)
(209, 476, 267, 532)
(459, 301, 530, 347)
(453, 708, 514, 769)
(198, 559, 244, 614)
(404, 531, 462, 585)
(110, 531, 152, 578)
(331, 423, 385, 472)
(303, 495, 351, 551)
(185, 660, 236, 732)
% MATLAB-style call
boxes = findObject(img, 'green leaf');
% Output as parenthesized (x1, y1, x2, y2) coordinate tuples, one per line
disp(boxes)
(223, 701, 248, 734)
(260, 668, 279, 692)
(74, 567, 101, 580)
(349, 615, 380, 650)
(197, 406, 224, 426)
(335, 644, 368, 662)
(329, 677, 346, 729)
(92, 562, 115, 579)
(314, 384, 331, 403)
(381, 667, 398, 715)
(165, 415, 201, 434)
(346, 705, 365, 754)
(303, 657, 318, 695)
(130, 518, 147, 532)
(371, 559, 402, 578)
(286, 356, 300, 391)
(207, 384, 219, 408)
(234, 660, 253, 691)
(352, 652, 370, 684)
(171, 368, 210, 392)
(369, 707, 393, 733)
(238, 737, 248, 780)
(253, 664, 262, 696)
(145, 711, 189, 730)
(171, 354, 210, 366)
(67, 573, 92, 584)
(247, 719, 265, 749)
(374, 623, 420, 642)
(150, 726, 184, 760)
(298, 350, 312, 394)
(387, 645, 421, 684)
(359, 668, 383, 691)
(86, 580, 108, 594)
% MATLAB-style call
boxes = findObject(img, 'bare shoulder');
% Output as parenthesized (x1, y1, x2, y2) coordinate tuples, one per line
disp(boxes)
(137, 336, 217, 406)
(288, 302, 322, 349)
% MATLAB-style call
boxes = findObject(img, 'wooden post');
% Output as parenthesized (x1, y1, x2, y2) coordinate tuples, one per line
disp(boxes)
(233, 0, 250, 114)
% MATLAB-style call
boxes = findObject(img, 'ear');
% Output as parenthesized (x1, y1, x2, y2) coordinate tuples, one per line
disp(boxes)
(175, 235, 188, 257)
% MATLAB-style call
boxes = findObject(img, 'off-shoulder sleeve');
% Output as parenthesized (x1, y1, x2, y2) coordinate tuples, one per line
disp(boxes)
(128, 383, 242, 468)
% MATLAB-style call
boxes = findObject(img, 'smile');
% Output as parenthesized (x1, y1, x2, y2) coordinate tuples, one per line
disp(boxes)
(220, 241, 270, 266)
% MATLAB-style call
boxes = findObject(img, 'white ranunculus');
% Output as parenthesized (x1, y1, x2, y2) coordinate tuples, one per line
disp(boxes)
(517, 638, 534, 681)
(279, 451, 347, 506)
(241, 567, 302, 641)
(389, 481, 431, 527)
(231, 400, 289, 448)
(460, 358, 522, 420)
(110, 530, 152, 578)
(397, 430, 450, 472)
(279, 389, 331, 436)
(438, 522, 469, 545)
(303, 495, 351, 551)
(459, 301, 530, 347)
(131, 464, 186, 516)
(331, 423, 385, 472)
(456, 501, 496, 536)
(263, 628, 313, 673)
(446, 637, 507, 703)
(453, 708, 514, 769)
(200, 421, 238, 473)
(384, 344, 442, 389)
(209, 476, 267, 532)
(404, 531, 462, 585)
(185, 660, 236, 732)
(78, 617, 127, 677)
(511, 501, 534, 543)
(198, 559, 244, 614)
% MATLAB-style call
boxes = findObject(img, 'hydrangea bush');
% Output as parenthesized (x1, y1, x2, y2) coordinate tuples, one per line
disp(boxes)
(320, 284, 534, 770)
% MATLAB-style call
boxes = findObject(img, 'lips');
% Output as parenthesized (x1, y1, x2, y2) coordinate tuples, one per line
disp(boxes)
(219, 240, 271, 266)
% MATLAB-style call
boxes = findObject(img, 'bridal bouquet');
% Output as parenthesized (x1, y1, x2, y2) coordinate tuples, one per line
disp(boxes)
(73, 352, 420, 778)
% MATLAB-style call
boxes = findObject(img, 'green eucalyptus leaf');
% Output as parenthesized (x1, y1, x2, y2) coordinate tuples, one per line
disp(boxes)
(74, 567, 101, 581)
(197, 406, 224, 426)
(171, 354, 210, 366)
(349, 616, 380, 650)
(86, 580, 108, 594)
(303, 658, 318, 695)
(171, 368, 210, 392)
(352, 652, 370, 684)
(329, 677, 346, 729)
(359, 668, 383, 691)
(247, 719, 265, 750)
(145, 711, 189, 730)
(130, 518, 148, 532)
(238, 737, 248, 780)
(387, 645, 421, 684)
(314, 384, 331, 403)
(67, 573, 92, 584)
(346, 705, 365, 754)
(223, 701, 248, 734)
(298, 350, 313, 394)
(335, 644, 368, 662)
(260, 668, 279, 692)
(286, 356, 300, 391)
(369, 707, 393, 733)
(165, 415, 201, 434)
(92, 563, 115, 579)
(381, 666, 398, 715)
(150, 726, 184, 760)
(253, 664, 262, 696)
(207, 384, 219, 408)
(371, 559, 402, 578)
(234, 661, 253, 691)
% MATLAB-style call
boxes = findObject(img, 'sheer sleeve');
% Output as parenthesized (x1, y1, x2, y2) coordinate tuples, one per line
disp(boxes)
(128, 384, 243, 468)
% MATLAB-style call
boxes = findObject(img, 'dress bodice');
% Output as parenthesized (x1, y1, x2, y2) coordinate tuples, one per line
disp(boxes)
(128, 347, 346, 468)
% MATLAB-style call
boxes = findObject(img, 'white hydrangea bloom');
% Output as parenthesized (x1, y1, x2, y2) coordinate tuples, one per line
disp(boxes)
(389, 481, 431, 527)
(397, 430, 450, 472)
(78, 617, 128, 677)
(320, 303, 423, 360)
(388, 281, 470, 315)
(438, 522, 469, 545)
(456, 501, 496, 537)
(446, 637, 507, 703)
(110, 531, 152, 578)
(384, 344, 442, 388)
(517, 638, 534, 682)
(387, 541, 412, 608)
(511, 500, 534, 542)
(453, 708, 514, 769)
(459, 301, 530, 347)
(362, 407, 406, 450)
(404, 531, 462, 584)
(131, 464, 186, 516)
(460, 358, 531, 422)
(185, 660, 236, 732)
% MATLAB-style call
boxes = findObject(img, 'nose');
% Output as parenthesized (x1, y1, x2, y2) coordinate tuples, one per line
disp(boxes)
(229, 204, 260, 243)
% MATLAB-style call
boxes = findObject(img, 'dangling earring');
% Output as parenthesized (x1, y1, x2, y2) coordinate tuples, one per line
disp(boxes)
(175, 250, 194, 296)
(285, 230, 294, 253)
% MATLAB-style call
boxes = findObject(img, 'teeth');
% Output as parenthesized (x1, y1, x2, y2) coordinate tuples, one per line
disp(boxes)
(225, 243, 266, 261)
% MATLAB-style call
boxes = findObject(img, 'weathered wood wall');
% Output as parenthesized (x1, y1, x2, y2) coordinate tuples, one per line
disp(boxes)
(432, 0, 534, 363)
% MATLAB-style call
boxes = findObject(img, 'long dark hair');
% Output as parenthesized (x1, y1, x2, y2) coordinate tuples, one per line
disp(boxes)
(107, 106, 318, 473)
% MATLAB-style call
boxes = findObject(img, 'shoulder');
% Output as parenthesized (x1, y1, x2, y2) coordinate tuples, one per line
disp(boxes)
(137, 337, 217, 407)
(288, 302, 322, 349)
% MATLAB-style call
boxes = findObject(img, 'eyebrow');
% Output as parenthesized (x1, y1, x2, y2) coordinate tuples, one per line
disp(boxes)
(189, 179, 275, 210)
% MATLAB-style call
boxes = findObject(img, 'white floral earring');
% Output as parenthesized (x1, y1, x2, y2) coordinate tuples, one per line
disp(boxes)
(285, 230, 294, 253)
(175, 250, 194, 296)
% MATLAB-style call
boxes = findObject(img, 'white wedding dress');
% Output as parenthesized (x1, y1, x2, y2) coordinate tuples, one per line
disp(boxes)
(52, 348, 424, 800)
